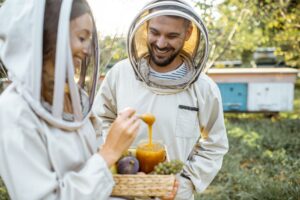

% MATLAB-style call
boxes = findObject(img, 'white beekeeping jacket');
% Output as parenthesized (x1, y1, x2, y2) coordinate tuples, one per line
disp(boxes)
(0, 0, 115, 199)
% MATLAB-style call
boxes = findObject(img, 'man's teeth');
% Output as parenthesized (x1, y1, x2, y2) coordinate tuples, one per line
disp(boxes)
(156, 48, 168, 53)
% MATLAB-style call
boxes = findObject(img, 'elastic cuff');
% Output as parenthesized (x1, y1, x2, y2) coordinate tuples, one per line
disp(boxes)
(92, 153, 114, 183)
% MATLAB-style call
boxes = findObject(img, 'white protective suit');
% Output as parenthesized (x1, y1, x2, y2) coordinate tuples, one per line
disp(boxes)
(0, 0, 115, 199)
(94, 0, 229, 199)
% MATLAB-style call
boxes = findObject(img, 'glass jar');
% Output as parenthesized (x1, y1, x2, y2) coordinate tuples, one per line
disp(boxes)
(136, 140, 166, 173)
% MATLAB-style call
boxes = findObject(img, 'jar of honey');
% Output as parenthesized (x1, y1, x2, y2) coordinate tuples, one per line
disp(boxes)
(136, 140, 166, 173)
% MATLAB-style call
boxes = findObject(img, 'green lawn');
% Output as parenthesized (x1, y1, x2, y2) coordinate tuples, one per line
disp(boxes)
(1, 79, 299, 200)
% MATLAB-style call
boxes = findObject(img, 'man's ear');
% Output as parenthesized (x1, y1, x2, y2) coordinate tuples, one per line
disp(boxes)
(185, 23, 193, 41)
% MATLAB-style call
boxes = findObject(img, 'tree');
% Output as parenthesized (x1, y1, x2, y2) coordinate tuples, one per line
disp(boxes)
(195, 0, 300, 70)
(98, 35, 127, 75)
(262, 0, 300, 68)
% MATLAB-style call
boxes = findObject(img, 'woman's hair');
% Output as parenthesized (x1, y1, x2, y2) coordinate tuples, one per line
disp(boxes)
(43, 0, 91, 63)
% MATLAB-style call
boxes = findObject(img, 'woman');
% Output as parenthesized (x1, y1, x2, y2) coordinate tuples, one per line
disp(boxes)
(0, 0, 140, 199)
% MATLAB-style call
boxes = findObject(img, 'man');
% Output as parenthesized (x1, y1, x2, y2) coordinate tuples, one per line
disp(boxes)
(94, 0, 229, 199)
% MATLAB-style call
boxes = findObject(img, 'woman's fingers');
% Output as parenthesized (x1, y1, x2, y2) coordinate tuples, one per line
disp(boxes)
(126, 119, 140, 138)
(99, 107, 140, 166)
(118, 107, 136, 119)
(116, 108, 140, 137)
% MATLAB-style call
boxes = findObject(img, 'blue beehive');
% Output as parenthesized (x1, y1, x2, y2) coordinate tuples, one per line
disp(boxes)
(207, 68, 298, 112)
(217, 83, 247, 111)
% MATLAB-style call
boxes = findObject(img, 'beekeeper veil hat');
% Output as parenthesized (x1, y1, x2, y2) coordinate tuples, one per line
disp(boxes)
(0, 0, 99, 130)
(127, 0, 209, 94)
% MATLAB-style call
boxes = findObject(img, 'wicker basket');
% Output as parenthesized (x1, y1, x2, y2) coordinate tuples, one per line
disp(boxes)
(112, 174, 175, 197)
(111, 145, 174, 197)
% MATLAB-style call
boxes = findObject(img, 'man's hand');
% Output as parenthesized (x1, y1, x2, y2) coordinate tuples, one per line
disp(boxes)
(161, 179, 179, 200)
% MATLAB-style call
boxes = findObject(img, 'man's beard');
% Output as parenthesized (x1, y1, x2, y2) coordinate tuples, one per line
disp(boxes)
(148, 44, 181, 67)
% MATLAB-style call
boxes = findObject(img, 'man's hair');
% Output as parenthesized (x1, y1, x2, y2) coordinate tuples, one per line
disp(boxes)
(166, 15, 191, 29)
(149, 5, 192, 30)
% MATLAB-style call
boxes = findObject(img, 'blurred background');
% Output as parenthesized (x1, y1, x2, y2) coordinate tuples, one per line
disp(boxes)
(0, 0, 299, 199)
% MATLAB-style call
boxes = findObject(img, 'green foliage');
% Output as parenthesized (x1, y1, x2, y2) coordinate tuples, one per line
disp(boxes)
(0, 179, 9, 200)
(196, 0, 300, 69)
(260, 1, 300, 68)
(261, 1, 297, 67)
(99, 35, 126, 75)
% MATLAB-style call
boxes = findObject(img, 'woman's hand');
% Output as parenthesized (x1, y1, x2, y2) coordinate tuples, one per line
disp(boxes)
(161, 179, 179, 200)
(99, 108, 140, 167)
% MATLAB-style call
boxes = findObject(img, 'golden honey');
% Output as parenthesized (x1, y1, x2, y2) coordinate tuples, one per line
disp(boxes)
(136, 141, 166, 173)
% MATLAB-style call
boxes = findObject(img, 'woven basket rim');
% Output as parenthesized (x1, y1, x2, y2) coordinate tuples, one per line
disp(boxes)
(112, 174, 175, 197)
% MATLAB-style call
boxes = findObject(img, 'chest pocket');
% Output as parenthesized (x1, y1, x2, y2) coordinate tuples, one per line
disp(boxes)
(175, 105, 199, 138)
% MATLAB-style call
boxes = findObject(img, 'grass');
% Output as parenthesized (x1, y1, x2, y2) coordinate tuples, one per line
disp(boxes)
(1, 79, 299, 199)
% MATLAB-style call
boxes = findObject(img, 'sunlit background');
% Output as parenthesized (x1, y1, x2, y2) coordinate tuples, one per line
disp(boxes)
(87, 0, 221, 37)
(88, 0, 189, 36)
